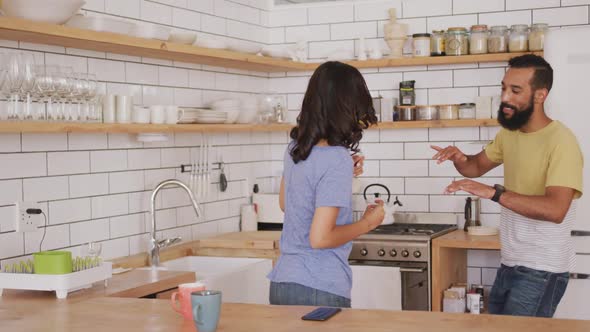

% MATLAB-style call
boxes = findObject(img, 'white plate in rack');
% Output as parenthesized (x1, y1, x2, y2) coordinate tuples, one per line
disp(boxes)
(0, 262, 112, 299)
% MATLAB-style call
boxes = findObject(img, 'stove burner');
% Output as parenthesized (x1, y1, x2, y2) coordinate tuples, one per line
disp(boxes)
(367, 223, 456, 237)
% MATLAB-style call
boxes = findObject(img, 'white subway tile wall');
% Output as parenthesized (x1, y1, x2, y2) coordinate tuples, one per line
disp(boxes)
(2, 0, 589, 271)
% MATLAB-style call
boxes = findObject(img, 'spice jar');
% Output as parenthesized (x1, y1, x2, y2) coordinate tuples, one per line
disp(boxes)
(509, 24, 529, 52)
(529, 23, 548, 51)
(437, 104, 459, 120)
(488, 25, 508, 53)
(459, 103, 476, 119)
(399, 80, 416, 106)
(412, 33, 431, 57)
(469, 25, 488, 54)
(445, 27, 469, 56)
(430, 30, 445, 56)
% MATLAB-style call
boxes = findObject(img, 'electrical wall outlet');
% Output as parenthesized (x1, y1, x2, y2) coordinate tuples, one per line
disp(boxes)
(15, 201, 43, 233)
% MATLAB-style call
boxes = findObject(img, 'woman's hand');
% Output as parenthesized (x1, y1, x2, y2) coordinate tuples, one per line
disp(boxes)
(352, 154, 365, 177)
(361, 200, 385, 231)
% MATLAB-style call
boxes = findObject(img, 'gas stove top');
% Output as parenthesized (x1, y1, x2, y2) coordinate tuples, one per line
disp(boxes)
(367, 223, 457, 237)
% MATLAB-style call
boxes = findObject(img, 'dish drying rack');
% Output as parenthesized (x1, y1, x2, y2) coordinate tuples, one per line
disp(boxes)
(0, 262, 112, 299)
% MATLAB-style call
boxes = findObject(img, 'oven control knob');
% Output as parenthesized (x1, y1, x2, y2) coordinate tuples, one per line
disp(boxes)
(401, 250, 410, 258)
(378, 249, 386, 257)
(389, 249, 397, 257)
(413, 250, 422, 258)
(360, 248, 368, 256)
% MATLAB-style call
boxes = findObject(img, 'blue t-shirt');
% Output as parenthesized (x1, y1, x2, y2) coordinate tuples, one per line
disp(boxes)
(267, 143, 353, 299)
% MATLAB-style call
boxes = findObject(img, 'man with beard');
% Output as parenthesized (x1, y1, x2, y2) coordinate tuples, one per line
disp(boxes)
(431, 54, 583, 317)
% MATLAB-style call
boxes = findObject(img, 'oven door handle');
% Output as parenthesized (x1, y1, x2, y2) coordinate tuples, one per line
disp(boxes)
(399, 267, 426, 273)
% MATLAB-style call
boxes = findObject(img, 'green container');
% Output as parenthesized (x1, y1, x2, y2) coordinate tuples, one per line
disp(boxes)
(33, 251, 73, 274)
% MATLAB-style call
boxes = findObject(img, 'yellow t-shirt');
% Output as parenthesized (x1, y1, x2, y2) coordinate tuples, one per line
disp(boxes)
(485, 120, 583, 198)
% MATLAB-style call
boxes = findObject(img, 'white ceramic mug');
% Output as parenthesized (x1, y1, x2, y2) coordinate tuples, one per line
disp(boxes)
(165, 105, 184, 124)
(132, 106, 150, 124)
(115, 95, 132, 123)
(149, 105, 165, 124)
(102, 94, 116, 123)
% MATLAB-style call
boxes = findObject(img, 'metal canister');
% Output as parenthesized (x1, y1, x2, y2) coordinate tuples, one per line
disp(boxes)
(474, 285, 485, 311)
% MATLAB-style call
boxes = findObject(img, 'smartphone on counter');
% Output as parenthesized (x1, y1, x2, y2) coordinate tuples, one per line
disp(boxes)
(301, 307, 342, 321)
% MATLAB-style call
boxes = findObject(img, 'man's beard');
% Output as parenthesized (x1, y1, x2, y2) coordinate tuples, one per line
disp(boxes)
(497, 96, 534, 131)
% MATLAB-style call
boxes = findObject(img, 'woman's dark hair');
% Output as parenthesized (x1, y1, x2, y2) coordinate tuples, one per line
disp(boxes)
(289, 61, 377, 163)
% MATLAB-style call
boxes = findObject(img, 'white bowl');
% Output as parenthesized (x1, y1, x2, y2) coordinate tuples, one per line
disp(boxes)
(2, 0, 85, 24)
(224, 109, 241, 124)
(195, 38, 227, 50)
(131, 24, 170, 41)
(227, 41, 262, 54)
(168, 31, 197, 45)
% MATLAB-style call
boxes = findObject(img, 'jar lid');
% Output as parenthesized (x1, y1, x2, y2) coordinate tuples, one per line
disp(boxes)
(412, 33, 431, 38)
(435, 104, 460, 107)
(432, 30, 445, 34)
(470, 25, 488, 32)
(399, 80, 416, 88)
(447, 27, 468, 32)
(395, 105, 417, 109)
(460, 103, 476, 107)
(531, 23, 548, 29)
(490, 25, 508, 31)
(510, 24, 529, 31)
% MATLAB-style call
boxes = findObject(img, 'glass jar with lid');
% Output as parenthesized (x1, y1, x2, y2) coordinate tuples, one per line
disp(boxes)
(509, 24, 529, 52)
(430, 30, 445, 56)
(412, 33, 431, 57)
(459, 103, 476, 119)
(469, 25, 488, 54)
(529, 23, 548, 51)
(445, 27, 469, 56)
(488, 25, 508, 53)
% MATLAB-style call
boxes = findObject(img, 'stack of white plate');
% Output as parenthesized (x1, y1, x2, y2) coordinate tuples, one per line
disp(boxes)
(178, 108, 227, 124)
(210, 99, 241, 124)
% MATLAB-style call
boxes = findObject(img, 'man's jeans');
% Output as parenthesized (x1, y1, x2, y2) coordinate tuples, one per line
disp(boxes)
(488, 264, 569, 317)
(269, 282, 351, 308)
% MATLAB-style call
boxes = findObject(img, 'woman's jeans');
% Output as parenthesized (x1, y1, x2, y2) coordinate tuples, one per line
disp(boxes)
(488, 264, 569, 317)
(269, 282, 351, 308)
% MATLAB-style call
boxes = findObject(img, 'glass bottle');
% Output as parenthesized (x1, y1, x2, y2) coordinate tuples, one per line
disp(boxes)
(488, 25, 508, 53)
(445, 27, 469, 56)
(529, 23, 548, 51)
(430, 30, 445, 56)
(469, 25, 488, 54)
(509, 24, 529, 52)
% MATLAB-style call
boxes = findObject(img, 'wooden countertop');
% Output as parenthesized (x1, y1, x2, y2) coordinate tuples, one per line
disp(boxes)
(198, 231, 281, 250)
(433, 229, 501, 250)
(2, 296, 589, 332)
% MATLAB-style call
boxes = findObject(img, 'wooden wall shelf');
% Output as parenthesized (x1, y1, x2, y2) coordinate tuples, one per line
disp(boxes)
(0, 119, 497, 134)
(0, 17, 541, 72)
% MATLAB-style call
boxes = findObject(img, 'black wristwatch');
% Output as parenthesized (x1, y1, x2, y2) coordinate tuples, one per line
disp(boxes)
(491, 184, 505, 203)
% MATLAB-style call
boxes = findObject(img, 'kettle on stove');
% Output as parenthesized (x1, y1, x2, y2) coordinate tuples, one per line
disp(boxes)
(464, 197, 481, 231)
(363, 183, 402, 225)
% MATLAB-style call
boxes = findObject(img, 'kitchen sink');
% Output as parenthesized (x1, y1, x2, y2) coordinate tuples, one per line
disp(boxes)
(141, 256, 272, 305)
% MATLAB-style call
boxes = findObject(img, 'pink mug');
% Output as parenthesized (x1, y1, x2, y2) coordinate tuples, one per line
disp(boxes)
(170, 282, 206, 320)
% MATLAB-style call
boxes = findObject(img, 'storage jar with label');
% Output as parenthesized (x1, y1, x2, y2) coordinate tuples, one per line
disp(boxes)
(399, 80, 416, 106)
(412, 33, 431, 57)
(488, 25, 508, 53)
(430, 30, 445, 56)
(469, 25, 488, 54)
(509, 24, 529, 52)
(459, 103, 476, 119)
(445, 27, 469, 56)
(529, 23, 548, 51)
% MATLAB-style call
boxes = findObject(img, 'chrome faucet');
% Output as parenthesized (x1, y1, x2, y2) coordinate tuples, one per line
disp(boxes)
(149, 179, 201, 267)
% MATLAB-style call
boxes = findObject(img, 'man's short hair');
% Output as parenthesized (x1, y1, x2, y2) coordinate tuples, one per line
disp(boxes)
(508, 54, 553, 92)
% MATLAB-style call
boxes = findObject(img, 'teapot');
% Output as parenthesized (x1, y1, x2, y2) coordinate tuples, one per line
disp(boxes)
(363, 183, 403, 225)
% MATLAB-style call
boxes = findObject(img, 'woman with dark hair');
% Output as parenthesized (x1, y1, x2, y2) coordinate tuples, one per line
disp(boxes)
(267, 61, 385, 308)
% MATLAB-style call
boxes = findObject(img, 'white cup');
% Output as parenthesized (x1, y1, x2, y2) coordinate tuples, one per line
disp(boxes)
(103, 94, 116, 123)
(115, 95, 132, 123)
(150, 105, 165, 124)
(132, 106, 151, 124)
(165, 105, 184, 124)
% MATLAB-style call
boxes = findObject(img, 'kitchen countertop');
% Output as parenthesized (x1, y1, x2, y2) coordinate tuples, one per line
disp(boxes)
(3, 296, 589, 332)
(432, 229, 501, 250)
(198, 231, 281, 249)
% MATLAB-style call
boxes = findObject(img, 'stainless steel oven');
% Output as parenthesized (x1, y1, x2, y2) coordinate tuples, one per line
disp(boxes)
(349, 223, 456, 311)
